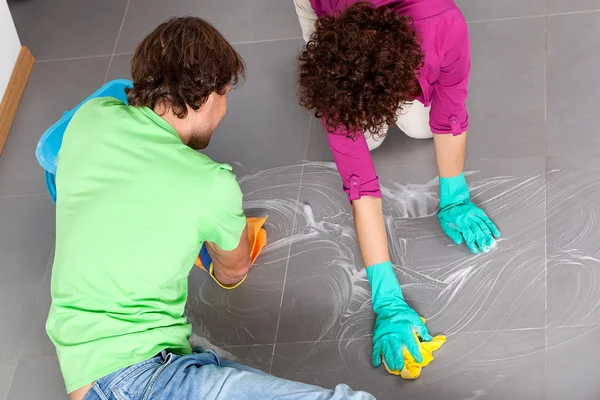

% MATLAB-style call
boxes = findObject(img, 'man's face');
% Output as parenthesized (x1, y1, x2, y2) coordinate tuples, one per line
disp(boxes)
(187, 85, 230, 150)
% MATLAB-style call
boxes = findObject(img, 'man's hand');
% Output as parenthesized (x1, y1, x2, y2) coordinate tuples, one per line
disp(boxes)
(205, 223, 251, 288)
(438, 173, 500, 253)
(367, 262, 432, 372)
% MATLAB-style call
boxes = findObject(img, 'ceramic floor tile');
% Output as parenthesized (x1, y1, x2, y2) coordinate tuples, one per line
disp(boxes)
(388, 157, 547, 335)
(547, 153, 600, 327)
(202, 39, 311, 176)
(0, 359, 17, 400)
(9, 0, 126, 61)
(185, 165, 303, 347)
(21, 267, 55, 359)
(105, 53, 131, 82)
(106, 40, 310, 177)
(0, 195, 55, 360)
(547, 12, 600, 155)
(0, 57, 110, 197)
(6, 357, 67, 400)
(116, 0, 302, 54)
(304, 118, 333, 163)
(456, 0, 545, 21)
(276, 157, 546, 344)
(467, 18, 546, 159)
(547, 325, 600, 400)
(547, 0, 600, 14)
(272, 329, 546, 400)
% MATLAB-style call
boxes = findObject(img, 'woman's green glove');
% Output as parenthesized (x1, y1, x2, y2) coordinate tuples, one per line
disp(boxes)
(438, 173, 500, 254)
(367, 262, 432, 372)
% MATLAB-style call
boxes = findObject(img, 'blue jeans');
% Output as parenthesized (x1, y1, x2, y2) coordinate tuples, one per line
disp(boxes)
(83, 348, 375, 400)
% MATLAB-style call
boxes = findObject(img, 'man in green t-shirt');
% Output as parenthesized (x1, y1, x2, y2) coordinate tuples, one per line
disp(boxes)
(46, 17, 373, 400)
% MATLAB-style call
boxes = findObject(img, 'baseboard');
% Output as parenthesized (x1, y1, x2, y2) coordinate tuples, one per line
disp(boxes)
(0, 46, 35, 156)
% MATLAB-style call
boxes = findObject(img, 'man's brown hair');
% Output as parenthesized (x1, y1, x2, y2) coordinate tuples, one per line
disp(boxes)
(298, 2, 423, 137)
(126, 17, 245, 118)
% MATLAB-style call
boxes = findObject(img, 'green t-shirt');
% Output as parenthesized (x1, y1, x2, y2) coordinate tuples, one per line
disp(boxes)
(46, 97, 246, 393)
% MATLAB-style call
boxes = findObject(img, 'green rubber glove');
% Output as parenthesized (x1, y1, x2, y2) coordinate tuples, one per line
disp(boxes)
(367, 262, 432, 372)
(438, 173, 500, 254)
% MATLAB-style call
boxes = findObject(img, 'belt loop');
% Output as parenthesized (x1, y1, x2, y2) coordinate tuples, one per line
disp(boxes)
(160, 350, 169, 361)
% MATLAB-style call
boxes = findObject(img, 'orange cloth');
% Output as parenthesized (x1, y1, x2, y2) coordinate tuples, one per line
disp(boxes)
(195, 216, 268, 270)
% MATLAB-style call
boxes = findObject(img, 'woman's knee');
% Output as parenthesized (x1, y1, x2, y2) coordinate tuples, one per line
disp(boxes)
(395, 101, 433, 139)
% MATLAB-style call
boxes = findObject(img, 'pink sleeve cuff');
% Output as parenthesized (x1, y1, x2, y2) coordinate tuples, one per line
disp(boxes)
(344, 174, 382, 202)
(324, 120, 382, 203)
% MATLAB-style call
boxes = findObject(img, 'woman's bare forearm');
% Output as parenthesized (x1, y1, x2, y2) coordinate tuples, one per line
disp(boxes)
(433, 132, 467, 178)
(352, 196, 390, 268)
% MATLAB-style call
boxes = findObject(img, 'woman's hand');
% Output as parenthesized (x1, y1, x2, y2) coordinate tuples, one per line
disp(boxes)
(433, 132, 499, 253)
(367, 262, 432, 372)
(438, 173, 500, 253)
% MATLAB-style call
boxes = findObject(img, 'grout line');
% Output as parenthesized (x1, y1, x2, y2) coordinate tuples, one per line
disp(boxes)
(543, 7, 549, 400)
(467, 7, 600, 25)
(231, 36, 303, 46)
(547, 148, 600, 158)
(268, 117, 312, 373)
(1, 358, 18, 400)
(3, 358, 18, 400)
(0, 192, 49, 200)
(5, 245, 55, 398)
(546, 323, 600, 330)
(302, 117, 313, 161)
(547, 8, 600, 17)
(467, 14, 546, 24)
(104, 0, 130, 84)
(35, 54, 113, 63)
(13, 355, 58, 361)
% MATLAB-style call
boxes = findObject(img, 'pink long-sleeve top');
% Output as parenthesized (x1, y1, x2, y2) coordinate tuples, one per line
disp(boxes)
(310, 0, 470, 202)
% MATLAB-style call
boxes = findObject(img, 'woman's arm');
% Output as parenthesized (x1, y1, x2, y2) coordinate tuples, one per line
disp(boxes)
(433, 131, 466, 178)
(434, 130, 500, 252)
(325, 124, 390, 268)
(352, 132, 468, 267)
(352, 196, 390, 268)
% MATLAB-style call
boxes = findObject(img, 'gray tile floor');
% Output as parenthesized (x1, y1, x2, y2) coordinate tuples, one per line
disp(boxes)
(2, 0, 600, 399)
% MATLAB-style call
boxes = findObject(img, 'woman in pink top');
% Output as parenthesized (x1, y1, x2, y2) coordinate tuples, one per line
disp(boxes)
(294, 0, 500, 377)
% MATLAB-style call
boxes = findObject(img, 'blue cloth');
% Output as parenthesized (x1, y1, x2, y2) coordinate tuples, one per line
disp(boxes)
(198, 244, 212, 272)
(82, 347, 374, 400)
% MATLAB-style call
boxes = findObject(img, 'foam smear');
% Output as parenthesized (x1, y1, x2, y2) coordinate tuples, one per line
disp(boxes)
(187, 162, 580, 377)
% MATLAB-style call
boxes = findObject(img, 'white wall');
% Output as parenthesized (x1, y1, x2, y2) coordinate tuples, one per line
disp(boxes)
(0, 0, 21, 100)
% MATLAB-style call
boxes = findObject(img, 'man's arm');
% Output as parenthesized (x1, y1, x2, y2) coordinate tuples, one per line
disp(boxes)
(205, 224, 251, 286)
(202, 166, 251, 287)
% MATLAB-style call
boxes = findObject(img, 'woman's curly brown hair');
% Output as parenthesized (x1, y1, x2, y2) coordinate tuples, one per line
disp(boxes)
(126, 17, 245, 118)
(298, 2, 423, 137)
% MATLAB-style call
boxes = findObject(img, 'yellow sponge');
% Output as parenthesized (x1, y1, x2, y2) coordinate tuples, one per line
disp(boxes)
(383, 318, 446, 380)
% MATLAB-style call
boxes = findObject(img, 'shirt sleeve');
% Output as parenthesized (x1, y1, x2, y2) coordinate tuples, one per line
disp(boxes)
(429, 10, 470, 136)
(325, 120, 382, 203)
(203, 166, 247, 251)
